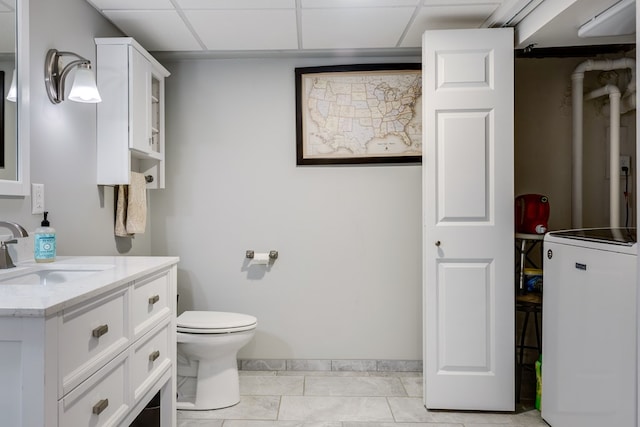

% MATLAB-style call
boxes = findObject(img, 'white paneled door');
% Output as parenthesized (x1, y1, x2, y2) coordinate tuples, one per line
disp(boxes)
(423, 28, 514, 411)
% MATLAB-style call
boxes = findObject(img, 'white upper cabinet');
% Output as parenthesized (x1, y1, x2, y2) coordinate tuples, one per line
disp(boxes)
(95, 37, 170, 189)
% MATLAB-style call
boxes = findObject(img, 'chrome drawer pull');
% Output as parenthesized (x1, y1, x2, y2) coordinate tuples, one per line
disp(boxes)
(92, 398, 109, 415)
(91, 324, 109, 338)
(148, 295, 160, 305)
(149, 350, 160, 362)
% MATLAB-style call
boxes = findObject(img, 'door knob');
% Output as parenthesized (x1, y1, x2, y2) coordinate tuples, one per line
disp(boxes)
(435, 241, 441, 247)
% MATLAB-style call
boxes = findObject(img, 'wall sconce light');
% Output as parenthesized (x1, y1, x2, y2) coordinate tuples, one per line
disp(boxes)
(44, 49, 102, 104)
(6, 69, 17, 102)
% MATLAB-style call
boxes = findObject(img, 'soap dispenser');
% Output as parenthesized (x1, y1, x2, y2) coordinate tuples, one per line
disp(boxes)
(34, 211, 56, 263)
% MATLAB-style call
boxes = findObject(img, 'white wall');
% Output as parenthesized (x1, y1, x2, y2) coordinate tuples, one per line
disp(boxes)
(153, 57, 423, 360)
(0, 0, 152, 256)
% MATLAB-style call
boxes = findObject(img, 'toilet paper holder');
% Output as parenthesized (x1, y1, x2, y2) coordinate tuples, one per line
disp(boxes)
(246, 250, 278, 260)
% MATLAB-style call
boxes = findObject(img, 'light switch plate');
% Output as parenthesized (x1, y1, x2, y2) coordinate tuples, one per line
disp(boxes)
(31, 183, 44, 214)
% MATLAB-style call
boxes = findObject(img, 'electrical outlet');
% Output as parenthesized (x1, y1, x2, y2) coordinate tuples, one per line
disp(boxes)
(620, 155, 631, 176)
(31, 183, 44, 214)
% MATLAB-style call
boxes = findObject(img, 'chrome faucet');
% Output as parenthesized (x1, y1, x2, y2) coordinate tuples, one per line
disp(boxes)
(0, 221, 29, 238)
(0, 221, 29, 269)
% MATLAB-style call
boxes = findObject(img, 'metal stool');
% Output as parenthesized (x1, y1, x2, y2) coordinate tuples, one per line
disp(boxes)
(515, 293, 542, 403)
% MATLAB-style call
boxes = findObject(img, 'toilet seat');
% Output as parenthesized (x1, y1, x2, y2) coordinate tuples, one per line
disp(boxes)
(177, 311, 257, 334)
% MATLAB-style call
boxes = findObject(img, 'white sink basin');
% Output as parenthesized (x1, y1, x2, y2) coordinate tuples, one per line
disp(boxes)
(0, 264, 113, 285)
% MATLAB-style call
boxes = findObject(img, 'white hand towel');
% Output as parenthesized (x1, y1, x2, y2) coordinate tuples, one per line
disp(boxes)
(114, 184, 130, 237)
(114, 172, 147, 236)
(125, 172, 147, 234)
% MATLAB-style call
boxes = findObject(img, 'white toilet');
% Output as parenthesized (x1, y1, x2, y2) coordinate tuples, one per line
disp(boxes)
(176, 311, 257, 410)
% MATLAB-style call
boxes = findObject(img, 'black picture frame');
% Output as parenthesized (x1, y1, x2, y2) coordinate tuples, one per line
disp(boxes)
(295, 63, 422, 166)
(0, 70, 4, 169)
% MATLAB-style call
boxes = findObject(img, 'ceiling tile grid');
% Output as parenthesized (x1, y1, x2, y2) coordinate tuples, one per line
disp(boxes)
(102, 9, 202, 51)
(301, 0, 420, 8)
(84, 0, 636, 55)
(89, 0, 174, 9)
(176, 0, 296, 9)
(401, 3, 502, 46)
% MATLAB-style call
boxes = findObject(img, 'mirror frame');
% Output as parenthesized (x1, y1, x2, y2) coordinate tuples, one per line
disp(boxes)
(0, 0, 29, 196)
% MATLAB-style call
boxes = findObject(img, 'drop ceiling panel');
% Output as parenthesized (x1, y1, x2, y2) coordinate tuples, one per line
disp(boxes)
(184, 9, 298, 50)
(88, 0, 173, 9)
(103, 10, 202, 51)
(301, 7, 415, 49)
(84, 0, 636, 55)
(176, 0, 295, 9)
(302, 0, 419, 7)
(422, 3, 501, 28)
(401, 4, 501, 47)
(422, 0, 499, 4)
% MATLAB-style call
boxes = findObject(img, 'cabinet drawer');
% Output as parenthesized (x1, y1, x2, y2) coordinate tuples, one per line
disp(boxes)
(131, 319, 172, 400)
(59, 351, 128, 427)
(59, 288, 129, 396)
(132, 270, 170, 339)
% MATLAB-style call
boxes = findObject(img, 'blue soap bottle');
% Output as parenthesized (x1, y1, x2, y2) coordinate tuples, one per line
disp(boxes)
(34, 211, 56, 263)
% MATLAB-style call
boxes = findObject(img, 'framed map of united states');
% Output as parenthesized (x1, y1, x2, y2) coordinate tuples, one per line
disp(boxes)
(295, 63, 422, 165)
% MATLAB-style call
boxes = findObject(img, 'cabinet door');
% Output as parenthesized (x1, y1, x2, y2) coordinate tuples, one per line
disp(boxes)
(96, 43, 131, 186)
(130, 47, 152, 154)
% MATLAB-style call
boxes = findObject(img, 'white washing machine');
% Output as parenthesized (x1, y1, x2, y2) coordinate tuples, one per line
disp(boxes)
(542, 228, 637, 427)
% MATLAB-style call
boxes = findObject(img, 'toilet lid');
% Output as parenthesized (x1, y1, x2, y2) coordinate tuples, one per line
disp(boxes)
(177, 311, 257, 333)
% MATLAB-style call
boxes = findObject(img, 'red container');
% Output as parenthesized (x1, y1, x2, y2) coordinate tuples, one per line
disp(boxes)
(515, 194, 550, 234)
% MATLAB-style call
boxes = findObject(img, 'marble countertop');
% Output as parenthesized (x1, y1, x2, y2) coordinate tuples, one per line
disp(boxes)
(0, 256, 179, 317)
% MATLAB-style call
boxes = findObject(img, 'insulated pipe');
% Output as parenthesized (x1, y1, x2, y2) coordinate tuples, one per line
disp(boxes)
(571, 58, 636, 228)
(586, 84, 622, 228)
(610, 90, 621, 228)
(573, 58, 636, 89)
(572, 72, 584, 228)
(600, 92, 636, 116)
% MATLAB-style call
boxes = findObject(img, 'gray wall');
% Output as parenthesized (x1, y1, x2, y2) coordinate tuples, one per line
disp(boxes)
(0, 0, 635, 361)
(0, 0, 152, 256)
(153, 57, 424, 360)
(2, 0, 425, 361)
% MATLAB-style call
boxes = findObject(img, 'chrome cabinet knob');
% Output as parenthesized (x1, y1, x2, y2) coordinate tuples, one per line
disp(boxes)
(435, 241, 441, 247)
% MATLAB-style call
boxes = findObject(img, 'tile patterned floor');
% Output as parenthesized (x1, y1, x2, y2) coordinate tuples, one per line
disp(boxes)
(177, 370, 549, 427)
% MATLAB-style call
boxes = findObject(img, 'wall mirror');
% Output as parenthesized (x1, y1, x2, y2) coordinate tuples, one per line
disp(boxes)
(0, 0, 29, 196)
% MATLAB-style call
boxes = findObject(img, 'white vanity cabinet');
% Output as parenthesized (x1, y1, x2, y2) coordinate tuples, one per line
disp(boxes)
(95, 37, 170, 190)
(0, 256, 179, 427)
